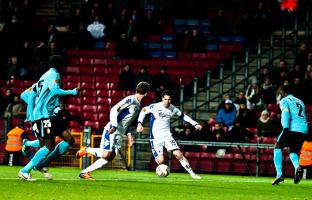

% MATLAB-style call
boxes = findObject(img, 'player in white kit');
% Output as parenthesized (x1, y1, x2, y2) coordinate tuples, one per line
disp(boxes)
(76, 82, 151, 180)
(136, 90, 202, 179)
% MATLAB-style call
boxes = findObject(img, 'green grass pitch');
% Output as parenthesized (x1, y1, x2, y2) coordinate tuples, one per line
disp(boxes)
(1, 166, 312, 200)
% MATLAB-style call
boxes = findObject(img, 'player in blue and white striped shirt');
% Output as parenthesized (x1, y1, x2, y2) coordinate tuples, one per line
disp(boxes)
(76, 81, 151, 180)
(18, 55, 79, 181)
(136, 90, 202, 179)
(272, 85, 308, 185)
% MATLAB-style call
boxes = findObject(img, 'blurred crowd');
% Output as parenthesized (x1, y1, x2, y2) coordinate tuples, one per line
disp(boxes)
(1, 0, 312, 151)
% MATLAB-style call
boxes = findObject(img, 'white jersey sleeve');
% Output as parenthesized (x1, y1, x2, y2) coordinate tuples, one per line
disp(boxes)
(110, 95, 140, 128)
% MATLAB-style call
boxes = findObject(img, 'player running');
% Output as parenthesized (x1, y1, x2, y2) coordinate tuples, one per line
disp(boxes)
(136, 90, 202, 179)
(272, 85, 308, 185)
(76, 81, 151, 180)
(18, 55, 79, 181)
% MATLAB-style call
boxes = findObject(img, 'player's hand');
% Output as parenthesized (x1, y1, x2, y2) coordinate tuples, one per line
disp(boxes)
(108, 127, 116, 134)
(75, 87, 80, 95)
(195, 124, 202, 131)
(136, 123, 144, 133)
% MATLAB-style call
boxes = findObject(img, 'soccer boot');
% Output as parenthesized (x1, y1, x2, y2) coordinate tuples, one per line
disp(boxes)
(40, 167, 53, 180)
(191, 174, 202, 180)
(21, 139, 30, 156)
(79, 172, 95, 180)
(272, 177, 284, 185)
(294, 166, 303, 184)
(18, 170, 36, 181)
(76, 147, 87, 158)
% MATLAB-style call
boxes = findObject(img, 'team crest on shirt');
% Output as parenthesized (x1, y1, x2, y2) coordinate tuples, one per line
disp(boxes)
(158, 111, 169, 118)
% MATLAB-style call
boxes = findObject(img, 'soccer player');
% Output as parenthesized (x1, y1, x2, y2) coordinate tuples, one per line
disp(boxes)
(76, 81, 151, 180)
(136, 90, 202, 179)
(18, 55, 79, 180)
(272, 85, 308, 185)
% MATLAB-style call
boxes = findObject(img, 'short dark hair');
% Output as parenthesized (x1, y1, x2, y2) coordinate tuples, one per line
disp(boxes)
(162, 90, 174, 98)
(49, 55, 65, 70)
(136, 82, 151, 94)
(281, 84, 294, 94)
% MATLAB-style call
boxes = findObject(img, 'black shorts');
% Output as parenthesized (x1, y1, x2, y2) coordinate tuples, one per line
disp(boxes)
(33, 117, 59, 140)
(276, 130, 307, 153)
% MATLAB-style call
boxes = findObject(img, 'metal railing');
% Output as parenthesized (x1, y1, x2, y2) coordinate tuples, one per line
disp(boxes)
(179, 9, 311, 121)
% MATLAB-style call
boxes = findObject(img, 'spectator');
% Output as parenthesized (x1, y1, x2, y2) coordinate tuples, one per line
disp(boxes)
(294, 42, 309, 74)
(115, 32, 130, 59)
(290, 64, 304, 83)
(173, 29, 190, 51)
(256, 109, 275, 139)
(245, 79, 263, 110)
(152, 66, 173, 101)
(136, 65, 152, 85)
(5, 120, 28, 166)
(233, 91, 247, 108)
(141, 9, 161, 36)
(187, 28, 205, 52)
(125, 19, 139, 39)
(2, 88, 14, 116)
(216, 99, 237, 130)
(271, 59, 289, 88)
(68, 8, 84, 33)
(4, 95, 24, 118)
(260, 76, 276, 105)
(73, 23, 95, 50)
(217, 93, 231, 112)
(105, 17, 122, 43)
(211, 123, 227, 142)
(209, 9, 230, 36)
(258, 66, 272, 86)
(5, 55, 19, 80)
(128, 35, 146, 59)
(119, 63, 136, 91)
(236, 102, 256, 128)
(293, 77, 305, 101)
(87, 15, 105, 42)
(179, 123, 200, 152)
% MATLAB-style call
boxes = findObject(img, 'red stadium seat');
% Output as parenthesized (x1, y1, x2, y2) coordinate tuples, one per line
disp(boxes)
(98, 112, 109, 122)
(97, 97, 111, 105)
(65, 66, 80, 74)
(67, 104, 81, 112)
(84, 120, 100, 130)
(96, 89, 110, 97)
(80, 75, 94, 83)
(82, 96, 96, 105)
(82, 105, 97, 112)
(80, 66, 94, 74)
(80, 82, 94, 89)
(93, 50, 107, 58)
(93, 58, 107, 66)
(97, 104, 111, 112)
(65, 96, 81, 105)
(94, 66, 108, 75)
(81, 89, 96, 97)
(82, 112, 98, 121)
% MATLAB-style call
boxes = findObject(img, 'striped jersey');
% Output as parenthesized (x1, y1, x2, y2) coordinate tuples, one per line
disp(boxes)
(105, 95, 141, 134)
(137, 102, 199, 139)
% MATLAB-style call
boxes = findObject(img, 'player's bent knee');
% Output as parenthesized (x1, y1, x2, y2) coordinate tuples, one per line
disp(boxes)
(173, 150, 183, 159)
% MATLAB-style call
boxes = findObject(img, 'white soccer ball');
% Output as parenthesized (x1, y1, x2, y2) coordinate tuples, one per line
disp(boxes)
(156, 164, 169, 177)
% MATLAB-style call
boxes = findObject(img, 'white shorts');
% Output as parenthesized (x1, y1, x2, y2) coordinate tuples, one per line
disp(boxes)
(99, 128, 122, 152)
(150, 135, 179, 158)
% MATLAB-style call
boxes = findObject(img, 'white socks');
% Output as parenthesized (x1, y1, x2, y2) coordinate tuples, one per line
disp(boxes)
(81, 158, 108, 173)
(86, 147, 103, 158)
(179, 156, 195, 175)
